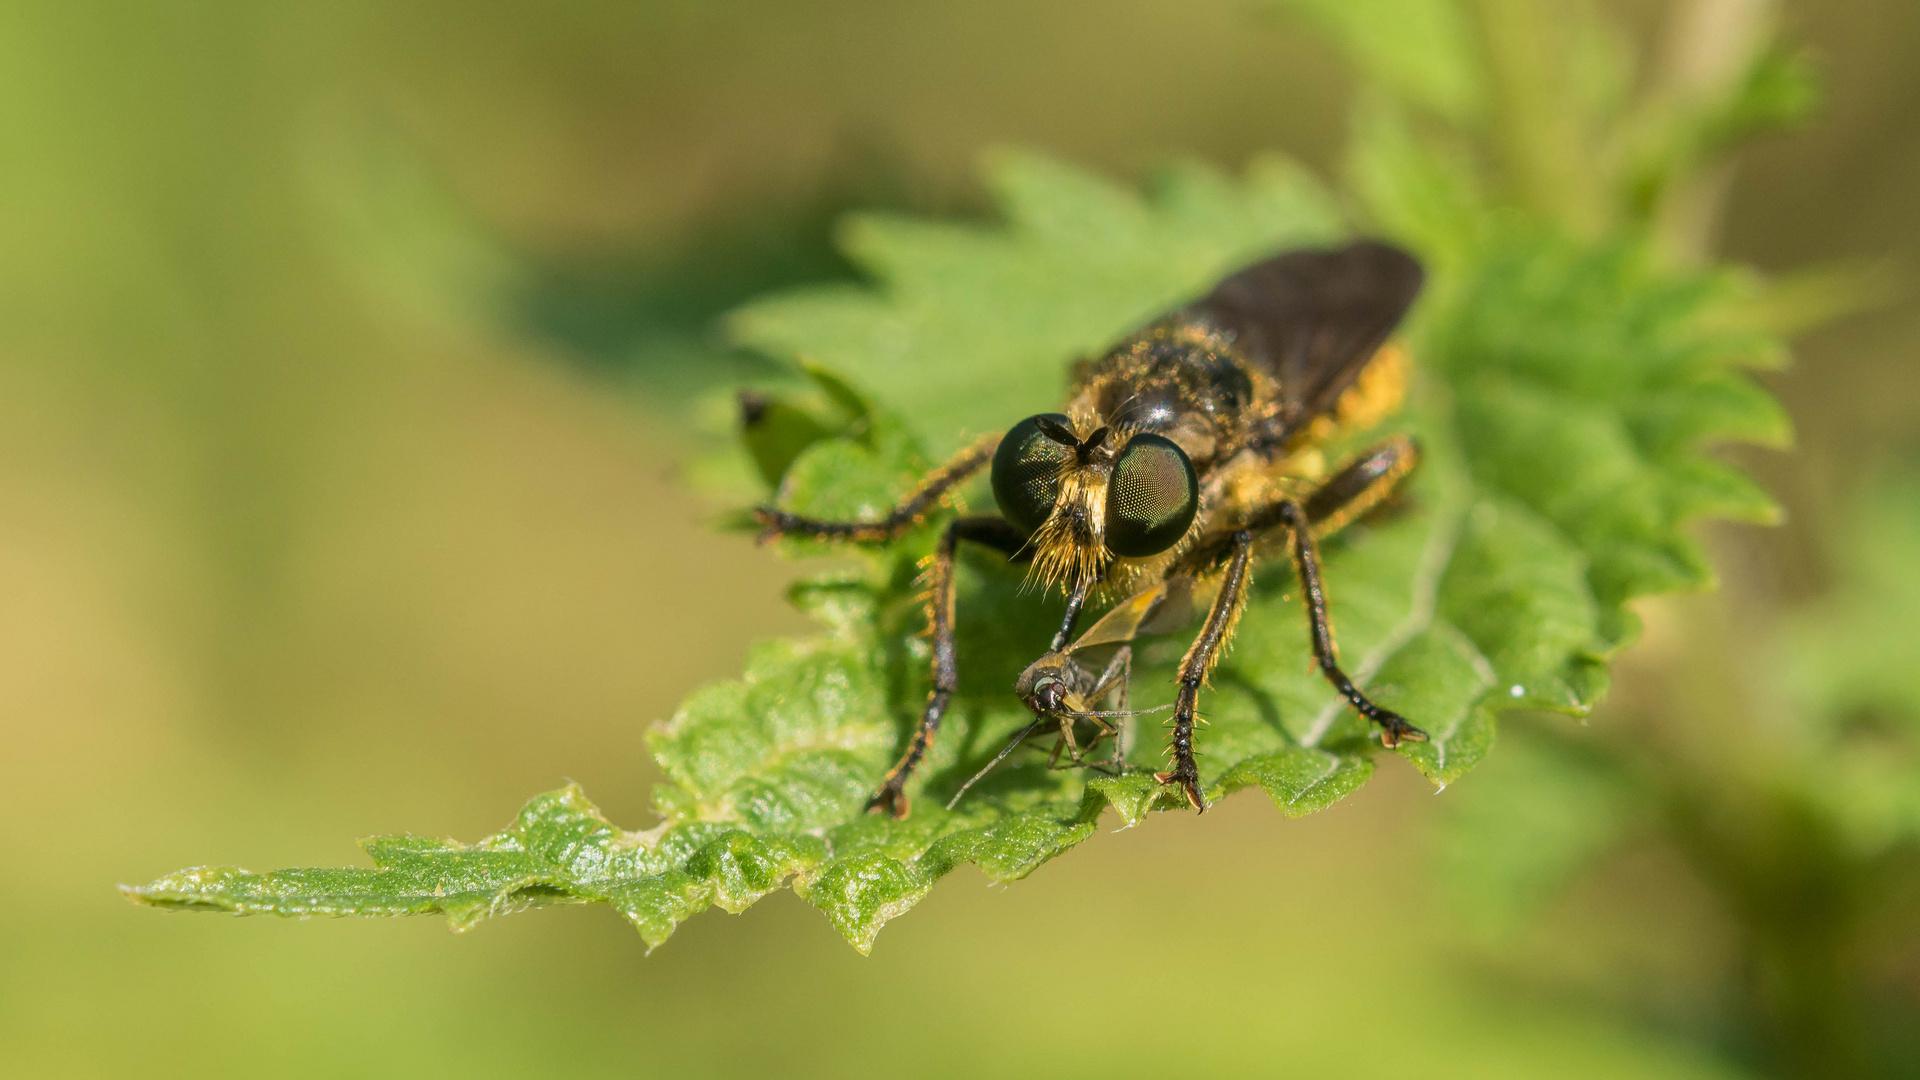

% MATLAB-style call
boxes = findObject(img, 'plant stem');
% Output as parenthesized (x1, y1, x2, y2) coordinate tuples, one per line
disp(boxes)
(1649, 0, 1778, 262)
(1467, 0, 1604, 236)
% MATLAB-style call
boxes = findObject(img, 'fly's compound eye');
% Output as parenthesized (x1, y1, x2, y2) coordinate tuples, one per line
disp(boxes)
(991, 413, 1077, 534)
(1104, 433, 1198, 557)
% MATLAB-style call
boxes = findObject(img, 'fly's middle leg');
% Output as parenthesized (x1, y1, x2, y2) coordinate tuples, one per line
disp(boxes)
(1156, 530, 1256, 811)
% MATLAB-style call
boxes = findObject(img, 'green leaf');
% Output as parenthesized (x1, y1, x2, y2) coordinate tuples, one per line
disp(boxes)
(1784, 479, 1920, 730)
(1703, 45, 1823, 153)
(1431, 235, 1788, 645)
(1618, 41, 1823, 227)
(1347, 99, 1486, 279)
(126, 152, 1782, 951)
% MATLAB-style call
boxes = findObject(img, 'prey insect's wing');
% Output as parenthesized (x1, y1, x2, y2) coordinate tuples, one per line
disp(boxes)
(1192, 240, 1423, 443)
(1061, 577, 1197, 655)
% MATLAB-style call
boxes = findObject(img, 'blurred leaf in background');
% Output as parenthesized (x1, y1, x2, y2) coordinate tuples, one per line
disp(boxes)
(327, 121, 925, 414)
(1438, 472, 1920, 1078)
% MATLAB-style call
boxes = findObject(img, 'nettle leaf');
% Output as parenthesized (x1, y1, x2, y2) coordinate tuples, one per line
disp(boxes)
(126, 152, 1783, 952)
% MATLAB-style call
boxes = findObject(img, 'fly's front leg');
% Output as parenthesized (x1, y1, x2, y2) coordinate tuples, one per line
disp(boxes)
(865, 514, 1027, 818)
(1050, 581, 1092, 652)
(755, 434, 1000, 543)
(1156, 531, 1256, 811)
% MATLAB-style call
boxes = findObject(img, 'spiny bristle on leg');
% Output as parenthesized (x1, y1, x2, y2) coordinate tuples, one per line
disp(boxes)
(1152, 769, 1206, 811)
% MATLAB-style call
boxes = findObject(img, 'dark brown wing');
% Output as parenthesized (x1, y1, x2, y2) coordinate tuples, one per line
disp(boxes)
(1191, 241, 1423, 444)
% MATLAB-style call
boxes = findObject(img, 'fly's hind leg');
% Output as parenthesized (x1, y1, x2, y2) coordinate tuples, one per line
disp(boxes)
(865, 514, 1029, 818)
(1273, 435, 1427, 746)
(1271, 498, 1426, 746)
(1303, 434, 1420, 538)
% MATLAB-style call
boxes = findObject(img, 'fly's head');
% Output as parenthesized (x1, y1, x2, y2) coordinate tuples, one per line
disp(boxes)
(990, 412, 1200, 595)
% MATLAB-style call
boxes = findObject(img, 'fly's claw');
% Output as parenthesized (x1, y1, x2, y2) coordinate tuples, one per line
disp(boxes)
(865, 782, 911, 819)
(751, 506, 786, 545)
(1373, 707, 1428, 748)
(1153, 768, 1207, 813)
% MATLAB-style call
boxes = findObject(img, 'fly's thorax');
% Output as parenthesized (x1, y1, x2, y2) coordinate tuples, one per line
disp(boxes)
(1067, 316, 1271, 473)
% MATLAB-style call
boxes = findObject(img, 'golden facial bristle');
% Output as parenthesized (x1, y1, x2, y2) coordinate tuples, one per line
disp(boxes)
(1029, 463, 1110, 593)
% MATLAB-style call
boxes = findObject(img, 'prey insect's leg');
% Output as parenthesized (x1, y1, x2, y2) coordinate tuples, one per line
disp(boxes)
(1091, 645, 1133, 768)
(1086, 646, 1131, 708)
(1045, 645, 1129, 769)
(755, 434, 999, 543)
(1047, 732, 1072, 769)
(1273, 498, 1427, 748)
(946, 718, 1043, 812)
(1156, 530, 1256, 811)
(865, 514, 1026, 818)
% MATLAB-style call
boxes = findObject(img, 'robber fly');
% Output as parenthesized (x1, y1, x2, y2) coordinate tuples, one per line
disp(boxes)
(756, 240, 1427, 816)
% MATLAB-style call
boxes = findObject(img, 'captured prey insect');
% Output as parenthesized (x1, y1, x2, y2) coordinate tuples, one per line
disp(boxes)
(755, 240, 1429, 816)
(941, 575, 1199, 812)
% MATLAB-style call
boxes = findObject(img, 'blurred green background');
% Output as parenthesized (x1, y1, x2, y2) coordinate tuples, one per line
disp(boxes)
(3, 1, 1917, 1077)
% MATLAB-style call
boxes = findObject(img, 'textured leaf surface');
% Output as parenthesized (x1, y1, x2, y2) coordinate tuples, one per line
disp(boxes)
(127, 150, 1783, 951)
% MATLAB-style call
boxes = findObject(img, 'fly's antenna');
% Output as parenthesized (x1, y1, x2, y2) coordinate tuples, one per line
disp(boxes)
(945, 720, 1045, 811)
